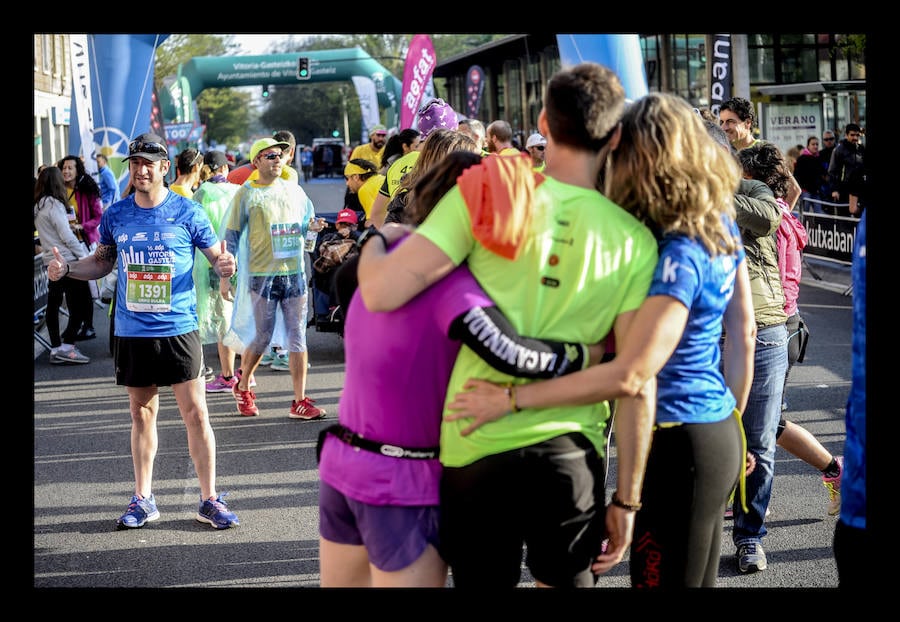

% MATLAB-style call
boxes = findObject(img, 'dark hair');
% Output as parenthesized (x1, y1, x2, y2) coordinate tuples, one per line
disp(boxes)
(176, 148, 202, 174)
(719, 97, 755, 126)
(57, 155, 101, 198)
(406, 150, 483, 225)
(543, 62, 625, 153)
(34, 166, 68, 206)
(273, 130, 297, 150)
(380, 129, 420, 169)
(844, 123, 861, 134)
(737, 142, 791, 199)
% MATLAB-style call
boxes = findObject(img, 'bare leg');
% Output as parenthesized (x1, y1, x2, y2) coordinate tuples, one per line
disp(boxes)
(290, 350, 309, 401)
(127, 386, 160, 498)
(217, 341, 236, 377)
(172, 377, 217, 500)
(777, 420, 832, 471)
(319, 538, 372, 587)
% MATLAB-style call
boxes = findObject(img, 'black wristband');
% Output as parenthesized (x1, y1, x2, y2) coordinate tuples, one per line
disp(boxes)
(610, 491, 642, 512)
(64, 263, 71, 277)
(357, 226, 387, 251)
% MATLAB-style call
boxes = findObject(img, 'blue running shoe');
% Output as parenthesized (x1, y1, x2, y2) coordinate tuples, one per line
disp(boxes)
(116, 494, 160, 529)
(197, 492, 240, 529)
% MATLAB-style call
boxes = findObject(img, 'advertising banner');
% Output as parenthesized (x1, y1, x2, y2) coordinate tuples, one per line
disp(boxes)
(400, 34, 437, 130)
(465, 65, 485, 119)
(69, 34, 169, 196)
(68, 34, 98, 178)
(708, 34, 732, 116)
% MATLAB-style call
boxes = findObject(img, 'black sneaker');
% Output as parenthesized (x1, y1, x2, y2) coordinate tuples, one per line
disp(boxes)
(736, 540, 767, 573)
(75, 327, 96, 340)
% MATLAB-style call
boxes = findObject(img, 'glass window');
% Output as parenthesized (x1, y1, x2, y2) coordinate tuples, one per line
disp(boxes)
(749, 47, 776, 83)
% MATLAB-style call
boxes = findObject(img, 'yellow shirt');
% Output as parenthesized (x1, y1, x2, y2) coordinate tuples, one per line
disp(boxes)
(350, 143, 385, 169)
(357, 174, 386, 218)
(248, 165, 299, 183)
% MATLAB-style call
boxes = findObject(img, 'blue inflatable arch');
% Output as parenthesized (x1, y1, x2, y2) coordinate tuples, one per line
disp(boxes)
(159, 47, 402, 136)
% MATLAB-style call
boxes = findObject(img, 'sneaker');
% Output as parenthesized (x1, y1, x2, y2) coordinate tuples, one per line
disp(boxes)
(206, 374, 237, 393)
(259, 348, 278, 366)
(289, 396, 326, 420)
(270, 352, 291, 371)
(51, 347, 90, 365)
(823, 456, 843, 516)
(116, 494, 160, 529)
(196, 492, 240, 529)
(736, 540, 767, 573)
(202, 366, 215, 382)
(234, 368, 257, 388)
(233, 383, 259, 416)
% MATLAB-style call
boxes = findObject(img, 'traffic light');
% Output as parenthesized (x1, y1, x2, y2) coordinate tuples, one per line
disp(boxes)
(332, 129, 340, 138)
(262, 85, 270, 98)
(297, 57, 310, 80)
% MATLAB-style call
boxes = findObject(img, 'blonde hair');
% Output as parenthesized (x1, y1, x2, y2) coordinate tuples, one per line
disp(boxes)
(603, 92, 741, 256)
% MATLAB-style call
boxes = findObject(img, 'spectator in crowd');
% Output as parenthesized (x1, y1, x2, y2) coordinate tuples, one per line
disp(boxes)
(95, 153, 120, 210)
(485, 119, 522, 156)
(356, 62, 658, 588)
(350, 123, 388, 168)
(33, 166, 92, 364)
(58, 154, 103, 341)
(525, 132, 547, 172)
(300, 146, 314, 183)
(457, 118, 488, 155)
(793, 135, 827, 210)
(738, 140, 844, 518)
(169, 148, 203, 197)
(416, 98, 459, 138)
(318, 149, 604, 587)
(367, 129, 423, 228)
(718, 97, 760, 152)
(47, 132, 240, 530)
(382, 129, 480, 226)
(828, 123, 866, 216)
(191, 150, 254, 394)
(223, 137, 327, 420)
(819, 130, 837, 175)
(320, 144, 335, 179)
(833, 207, 866, 588)
(447, 92, 756, 588)
(343, 158, 384, 223)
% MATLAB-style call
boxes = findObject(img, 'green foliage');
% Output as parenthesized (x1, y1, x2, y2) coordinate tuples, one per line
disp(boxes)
(197, 87, 253, 151)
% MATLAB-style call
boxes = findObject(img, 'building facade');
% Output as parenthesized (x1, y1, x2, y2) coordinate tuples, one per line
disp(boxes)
(33, 34, 73, 175)
(433, 33, 866, 152)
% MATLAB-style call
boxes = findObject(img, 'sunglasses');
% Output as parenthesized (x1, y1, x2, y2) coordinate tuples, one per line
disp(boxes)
(128, 140, 168, 156)
(261, 152, 283, 161)
(533, 145, 545, 151)
(823, 137, 835, 142)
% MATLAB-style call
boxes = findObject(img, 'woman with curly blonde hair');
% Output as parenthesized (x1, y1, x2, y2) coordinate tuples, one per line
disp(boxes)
(446, 92, 757, 587)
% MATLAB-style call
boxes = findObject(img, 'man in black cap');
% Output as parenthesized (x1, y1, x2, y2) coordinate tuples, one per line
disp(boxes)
(46, 132, 242, 531)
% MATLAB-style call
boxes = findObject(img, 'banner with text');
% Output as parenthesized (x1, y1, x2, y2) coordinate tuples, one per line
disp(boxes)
(68, 34, 98, 178)
(400, 34, 437, 130)
(708, 34, 732, 116)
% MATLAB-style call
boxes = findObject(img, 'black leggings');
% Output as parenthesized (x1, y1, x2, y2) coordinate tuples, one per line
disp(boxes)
(45, 275, 93, 348)
(630, 414, 743, 588)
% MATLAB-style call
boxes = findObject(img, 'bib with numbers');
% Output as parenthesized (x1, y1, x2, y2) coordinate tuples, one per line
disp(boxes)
(270, 221, 303, 258)
(125, 262, 174, 312)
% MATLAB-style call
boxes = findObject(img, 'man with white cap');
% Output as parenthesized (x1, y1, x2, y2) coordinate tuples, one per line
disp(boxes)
(526, 132, 548, 171)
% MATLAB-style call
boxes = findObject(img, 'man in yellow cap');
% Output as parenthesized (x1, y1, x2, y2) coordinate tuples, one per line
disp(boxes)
(223, 137, 327, 420)
(350, 124, 388, 168)
(344, 158, 384, 223)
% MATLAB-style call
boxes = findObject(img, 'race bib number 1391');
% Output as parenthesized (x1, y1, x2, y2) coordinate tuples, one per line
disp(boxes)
(125, 262, 173, 312)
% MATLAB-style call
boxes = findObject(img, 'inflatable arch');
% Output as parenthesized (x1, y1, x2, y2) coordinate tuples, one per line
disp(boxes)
(159, 47, 403, 139)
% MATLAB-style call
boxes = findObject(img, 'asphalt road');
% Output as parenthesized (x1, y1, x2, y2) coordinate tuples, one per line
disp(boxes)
(33, 178, 856, 592)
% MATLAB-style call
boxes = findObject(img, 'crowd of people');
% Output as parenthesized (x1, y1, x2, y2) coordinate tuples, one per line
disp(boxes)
(34, 64, 865, 588)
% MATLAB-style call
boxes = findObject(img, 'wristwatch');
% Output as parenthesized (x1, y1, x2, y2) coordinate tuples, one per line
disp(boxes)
(356, 226, 387, 251)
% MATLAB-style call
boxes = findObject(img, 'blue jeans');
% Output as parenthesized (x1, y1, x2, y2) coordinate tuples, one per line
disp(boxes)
(733, 323, 788, 546)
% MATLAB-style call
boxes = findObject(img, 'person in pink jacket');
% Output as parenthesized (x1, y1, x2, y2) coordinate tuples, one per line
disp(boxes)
(58, 155, 103, 340)
(738, 142, 843, 517)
